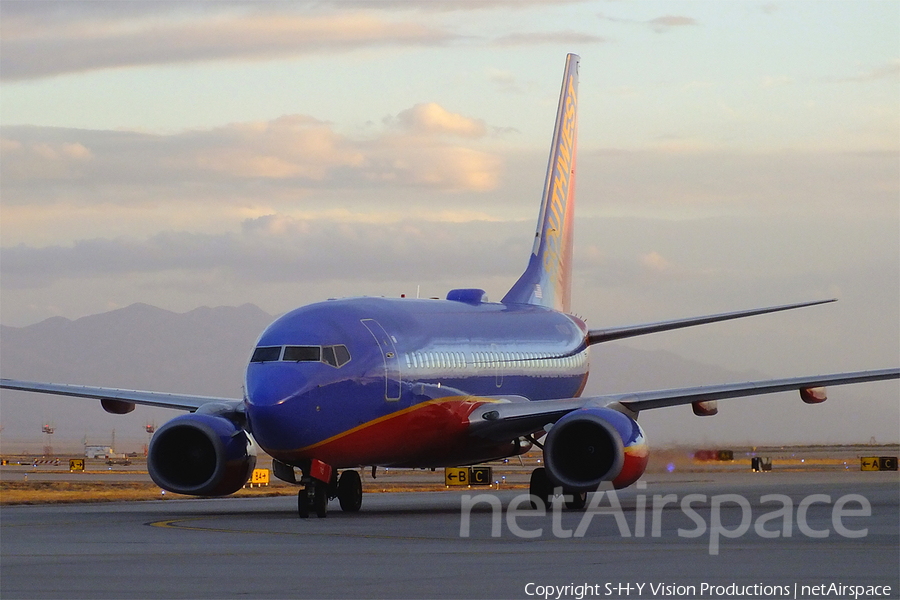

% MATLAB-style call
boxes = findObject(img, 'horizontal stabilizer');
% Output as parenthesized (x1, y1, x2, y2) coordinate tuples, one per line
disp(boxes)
(587, 299, 836, 345)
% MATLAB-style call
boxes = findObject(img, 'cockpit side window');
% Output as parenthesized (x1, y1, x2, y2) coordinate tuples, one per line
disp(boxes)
(322, 344, 351, 368)
(251, 346, 282, 362)
(283, 346, 321, 362)
(321, 346, 336, 367)
(332, 344, 351, 367)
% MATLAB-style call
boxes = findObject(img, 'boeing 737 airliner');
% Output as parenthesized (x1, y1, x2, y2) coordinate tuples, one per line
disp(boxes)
(2, 55, 897, 517)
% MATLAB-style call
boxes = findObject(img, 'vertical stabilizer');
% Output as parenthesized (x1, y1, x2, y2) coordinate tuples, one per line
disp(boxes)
(502, 54, 579, 313)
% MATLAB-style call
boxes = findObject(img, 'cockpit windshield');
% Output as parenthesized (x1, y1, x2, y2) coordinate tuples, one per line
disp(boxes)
(250, 346, 282, 362)
(283, 346, 321, 362)
(250, 344, 351, 367)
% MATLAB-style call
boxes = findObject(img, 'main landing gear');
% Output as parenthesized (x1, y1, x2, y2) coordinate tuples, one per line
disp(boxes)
(336, 470, 363, 512)
(529, 467, 587, 510)
(298, 469, 363, 518)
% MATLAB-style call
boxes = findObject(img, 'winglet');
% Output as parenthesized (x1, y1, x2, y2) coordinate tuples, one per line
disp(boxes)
(503, 54, 579, 313)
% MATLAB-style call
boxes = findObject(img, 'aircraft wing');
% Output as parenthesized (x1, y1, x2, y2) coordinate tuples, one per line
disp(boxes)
(468, 368, 899, 442)
(587, 299, 835, 345)
(0, 378, 242, 412)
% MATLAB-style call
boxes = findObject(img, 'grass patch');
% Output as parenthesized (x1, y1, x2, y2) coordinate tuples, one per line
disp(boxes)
(0, 481, 298, 505)
(0, 480, 521, 505)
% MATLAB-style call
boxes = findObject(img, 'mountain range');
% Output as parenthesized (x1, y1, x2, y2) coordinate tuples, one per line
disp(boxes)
(1, 303, 895, 453)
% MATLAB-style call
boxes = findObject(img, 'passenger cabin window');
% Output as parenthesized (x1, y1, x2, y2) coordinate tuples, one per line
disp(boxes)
(251, 346, 282, 362)
(283, 346, 321, 362)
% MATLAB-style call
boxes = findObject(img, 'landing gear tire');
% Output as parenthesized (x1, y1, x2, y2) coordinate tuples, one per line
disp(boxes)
(565, 489, 587, 510)
(298, 488, 310, 518)
(298, 481, 328, 518)
(529, 467, 553, 509)
(337, 470, 363, 512)
(314, 482, 328, 518)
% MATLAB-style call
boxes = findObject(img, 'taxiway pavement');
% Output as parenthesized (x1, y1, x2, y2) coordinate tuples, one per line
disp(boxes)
(1, 471, 897, 599)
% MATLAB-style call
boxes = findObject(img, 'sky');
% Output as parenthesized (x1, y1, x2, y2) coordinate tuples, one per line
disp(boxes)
(1, 1, 898, 442)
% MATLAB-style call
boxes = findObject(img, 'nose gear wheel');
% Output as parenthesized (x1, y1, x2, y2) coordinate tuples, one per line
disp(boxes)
(298, 481, 328, 518)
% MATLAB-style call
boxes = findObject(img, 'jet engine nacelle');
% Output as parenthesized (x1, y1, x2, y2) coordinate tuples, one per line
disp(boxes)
(148, 413, 256, 496)
(543, 407, 649, 492)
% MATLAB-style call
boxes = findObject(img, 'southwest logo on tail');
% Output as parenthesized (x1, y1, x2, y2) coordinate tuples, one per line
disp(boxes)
(2, 54, 897, 518)
(504, 53, 578, 313)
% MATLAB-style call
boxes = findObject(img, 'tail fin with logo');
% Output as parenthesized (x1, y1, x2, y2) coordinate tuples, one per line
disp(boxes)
(502, 53, 579, 313)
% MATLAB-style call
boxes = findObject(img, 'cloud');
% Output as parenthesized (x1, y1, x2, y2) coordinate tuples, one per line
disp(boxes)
(492, 31, 607, 46)
(0, 215, 528, 289)
(0, 137, 94, 180)
(599, 13, 699, 34)
(0, 5, 455, 81)
(761, 76, 794, 89)
(641, 251, 673, 272)
(646, 15, 698, 33)
(181, 115, 366, 180)
(488, 69, 525, 94)
(831, 60, 900, 83)
(329, 0, 589, 11)
(392, 103, 487, 138)
(0, 106, 502, 202)
(577, 148, 900, 217)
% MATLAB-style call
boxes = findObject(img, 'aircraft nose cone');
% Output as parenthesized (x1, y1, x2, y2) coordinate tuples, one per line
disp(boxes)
(246, 360, 312, 405)
(246, 401, 296, 452)
(244, 366, 307, 451)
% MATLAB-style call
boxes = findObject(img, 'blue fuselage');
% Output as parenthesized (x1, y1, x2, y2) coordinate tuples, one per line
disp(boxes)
(244, 296, 589, 468)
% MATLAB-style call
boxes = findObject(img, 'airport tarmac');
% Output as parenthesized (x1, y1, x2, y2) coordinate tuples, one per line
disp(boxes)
(1, 471, 897, 600)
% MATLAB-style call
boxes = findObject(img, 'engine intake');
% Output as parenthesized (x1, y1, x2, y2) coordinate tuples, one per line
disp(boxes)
(148, 414, 256, 496)
(543, 407, 648, 492)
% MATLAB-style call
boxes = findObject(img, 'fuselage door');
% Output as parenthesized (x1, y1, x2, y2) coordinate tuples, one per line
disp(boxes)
(491, 343, 503, 388)
(360, 319, 402, 401)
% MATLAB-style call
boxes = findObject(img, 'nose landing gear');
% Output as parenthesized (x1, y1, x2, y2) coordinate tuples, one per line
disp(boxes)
(298, 479, 329, 518)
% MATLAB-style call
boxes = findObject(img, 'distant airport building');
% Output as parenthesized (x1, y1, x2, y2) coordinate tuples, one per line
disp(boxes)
(84, 445, 112, 459)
